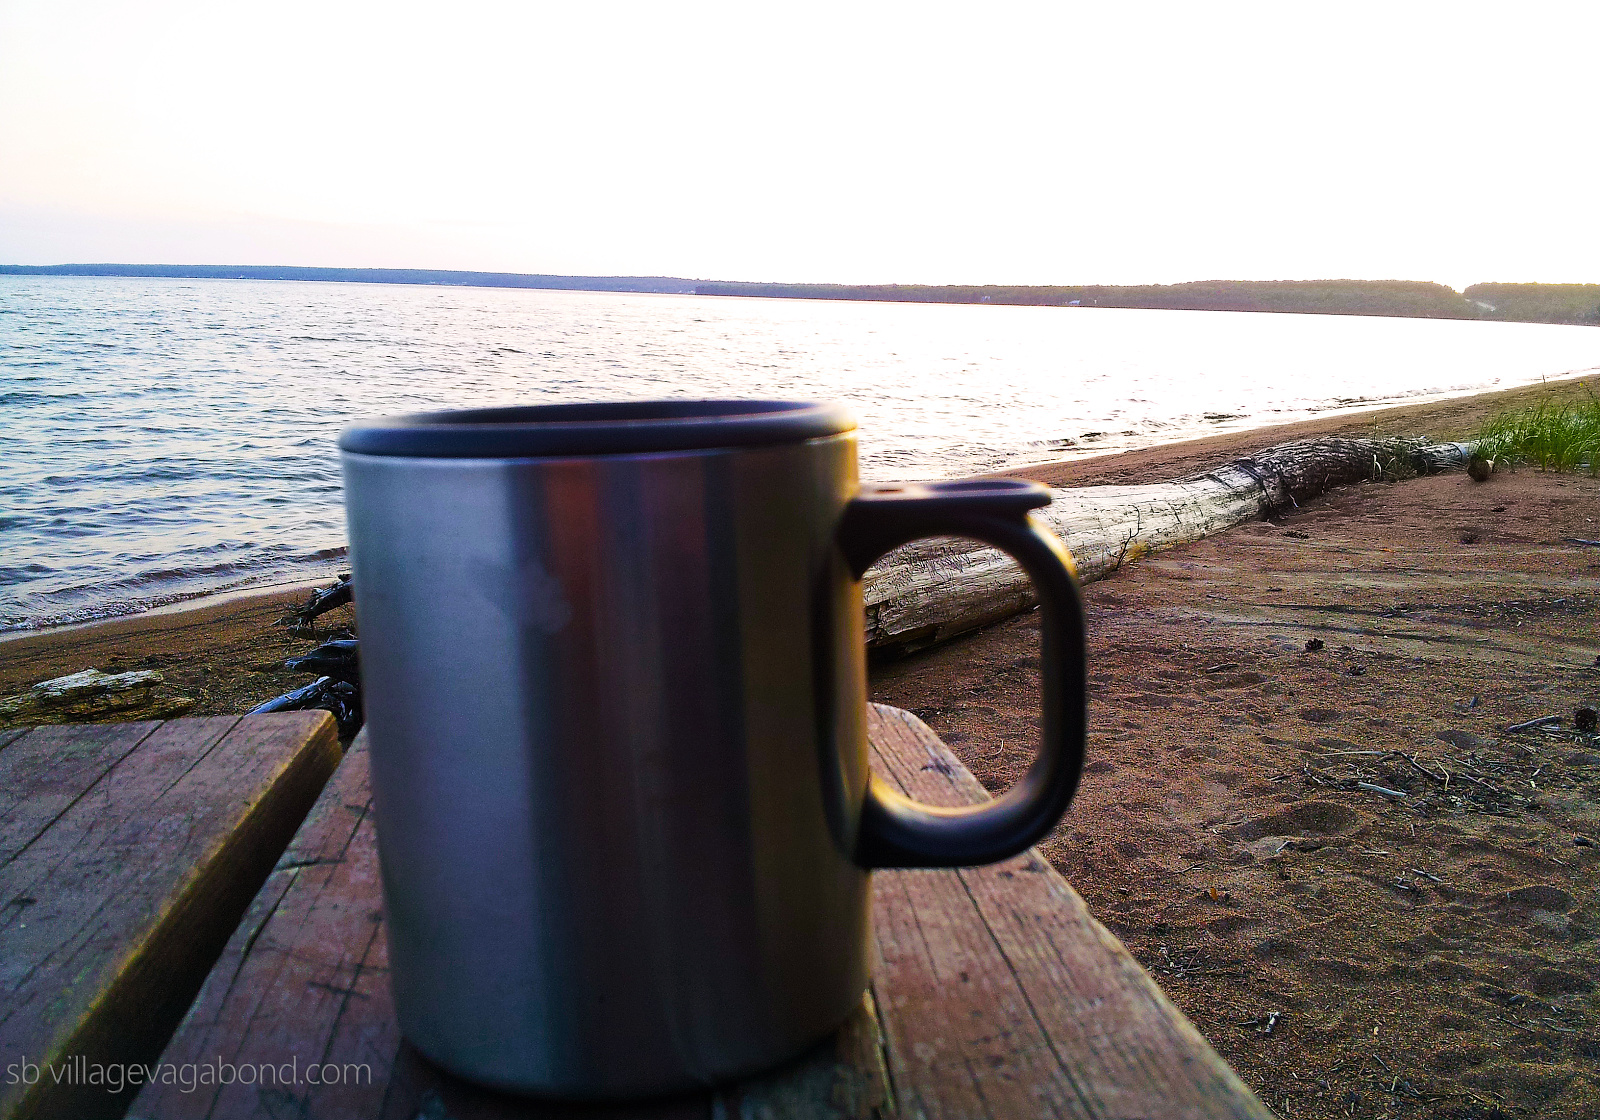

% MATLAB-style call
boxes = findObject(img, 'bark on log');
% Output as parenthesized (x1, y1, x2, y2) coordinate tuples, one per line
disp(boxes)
(862, 436, 1472, 655)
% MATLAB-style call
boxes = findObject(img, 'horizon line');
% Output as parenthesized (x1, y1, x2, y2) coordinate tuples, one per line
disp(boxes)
(8, 263, 1599, 292)
(0, 262, 702, 295)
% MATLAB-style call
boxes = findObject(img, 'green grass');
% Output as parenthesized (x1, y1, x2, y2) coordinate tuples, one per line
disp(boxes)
(1474, 388, 1600, 474)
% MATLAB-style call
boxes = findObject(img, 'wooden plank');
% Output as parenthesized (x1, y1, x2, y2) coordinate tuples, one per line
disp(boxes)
(129, 731, 401, 1120)
(132, 734, 887, 1120)
(0, 727, 31, 752)
(866, 704, 1272, 1119)
(0, 712, 340, 1120)
(0, 720, 161, 863)
(134, 709, 1265, 1119)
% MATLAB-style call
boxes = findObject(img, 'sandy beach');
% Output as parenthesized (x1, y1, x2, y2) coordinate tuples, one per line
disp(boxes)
(3, 375, 1597, 1117)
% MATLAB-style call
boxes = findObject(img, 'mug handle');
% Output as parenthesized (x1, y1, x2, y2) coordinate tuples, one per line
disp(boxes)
(838, 479, 1088, 869)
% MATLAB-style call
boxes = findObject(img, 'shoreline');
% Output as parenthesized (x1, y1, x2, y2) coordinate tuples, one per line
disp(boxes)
(1008, 369, 1597, 488)
(4, 371, 1595, 654)
(2, 372, 1596, 716)
(0, 570, 345, 647)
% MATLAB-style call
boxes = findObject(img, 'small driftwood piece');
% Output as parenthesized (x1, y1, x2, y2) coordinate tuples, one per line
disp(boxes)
(862, 436, 1474, 654)
(249, 674, 362, 739)
(282, 638, 361, 684)
(278, 573, 352, 631)
(0, 668, 194, 729)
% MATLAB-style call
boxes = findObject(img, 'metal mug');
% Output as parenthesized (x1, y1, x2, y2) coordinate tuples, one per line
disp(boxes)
(340, 400, 1087, 1098)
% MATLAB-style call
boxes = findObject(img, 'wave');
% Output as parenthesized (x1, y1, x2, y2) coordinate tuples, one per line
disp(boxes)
(0, 546, 349, 633)
(0, 390, 89, 404)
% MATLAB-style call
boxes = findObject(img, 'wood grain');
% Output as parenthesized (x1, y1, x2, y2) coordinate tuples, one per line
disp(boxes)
(133, 708, 1268, 1119)
(0, 712, 339, 1120)
(0, 720, 160, 863)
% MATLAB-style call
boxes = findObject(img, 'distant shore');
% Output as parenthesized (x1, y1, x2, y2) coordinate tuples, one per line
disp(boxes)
(696, 278, 1600, 327)
(5, 266, 1598, 327)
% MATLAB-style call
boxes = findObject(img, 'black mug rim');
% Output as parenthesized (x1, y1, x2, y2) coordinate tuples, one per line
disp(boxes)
(340, 399, 857, 458)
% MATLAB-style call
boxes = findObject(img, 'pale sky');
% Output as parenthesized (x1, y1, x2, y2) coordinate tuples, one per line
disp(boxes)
(1, 1, 1596, 288)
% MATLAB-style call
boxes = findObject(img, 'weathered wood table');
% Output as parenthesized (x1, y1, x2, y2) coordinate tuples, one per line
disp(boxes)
(0, 712, 339, 1120)
(115, 704, 1269, 1120)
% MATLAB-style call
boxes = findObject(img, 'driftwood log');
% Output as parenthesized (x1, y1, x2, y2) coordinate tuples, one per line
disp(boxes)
(247, 436, 1472, 725)
(862, 436, 1473, 656)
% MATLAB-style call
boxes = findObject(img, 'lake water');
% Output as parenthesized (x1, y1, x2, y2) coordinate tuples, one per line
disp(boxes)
(3, 275, 1597, 632)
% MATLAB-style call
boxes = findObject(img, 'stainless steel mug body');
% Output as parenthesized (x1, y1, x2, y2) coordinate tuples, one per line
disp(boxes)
(340, 401, 1088, 1098)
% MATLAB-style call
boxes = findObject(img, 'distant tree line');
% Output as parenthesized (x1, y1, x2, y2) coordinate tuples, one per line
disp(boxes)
(1463, 283, 1600, 326)
(3, 266, 1595, 326)
(0, 263, 699, 295)
(692, 279, 1600, 326)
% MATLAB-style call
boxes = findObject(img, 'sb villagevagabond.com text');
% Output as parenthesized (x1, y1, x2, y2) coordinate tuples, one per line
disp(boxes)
(5, 1054, 371, 1094)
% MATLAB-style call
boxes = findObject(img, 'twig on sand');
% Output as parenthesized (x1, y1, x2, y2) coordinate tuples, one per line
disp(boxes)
(1238, 1011, 1281, 1035)
(1442, 755, 1494, 779)
(1562, 537, 1600, 547)
(1507, 715, 1563, 733)
(1392, 751, 1448, 783)
(1356, 782, 1408, 799)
